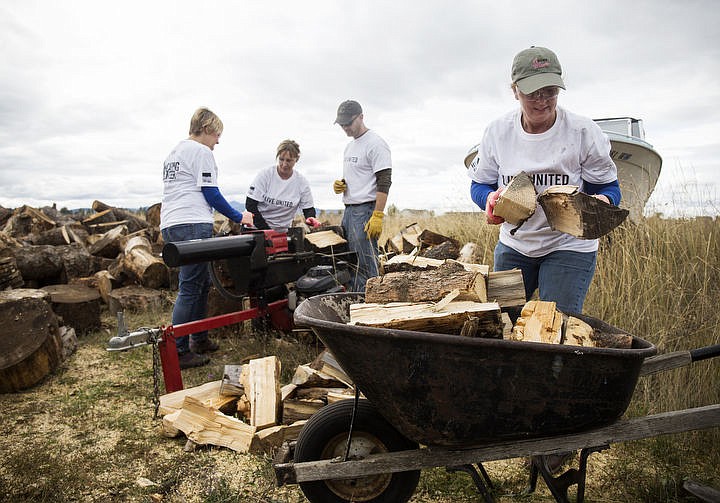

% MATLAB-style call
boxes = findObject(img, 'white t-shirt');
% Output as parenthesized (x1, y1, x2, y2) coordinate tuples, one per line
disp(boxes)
(468, 107, 617, 256)
(160, 139, 219, 230)
(342, 129, 392, 205)
(247, 165, 314, 232)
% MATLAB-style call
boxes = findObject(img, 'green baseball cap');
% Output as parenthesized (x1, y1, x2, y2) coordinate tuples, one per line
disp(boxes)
(334, 100, 362, 126)
(511, 46, 565, 95)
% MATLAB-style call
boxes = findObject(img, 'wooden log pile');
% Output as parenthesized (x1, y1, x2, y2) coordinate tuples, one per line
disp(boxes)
(0, 200, 171, 326)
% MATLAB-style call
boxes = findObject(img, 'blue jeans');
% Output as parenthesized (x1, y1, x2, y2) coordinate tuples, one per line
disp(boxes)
(494, 241, 597, 314)
(342, 202, 379, 292)
(161, 223, 214, 353)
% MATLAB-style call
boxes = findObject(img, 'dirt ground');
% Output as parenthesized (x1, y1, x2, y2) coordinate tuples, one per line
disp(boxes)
(0, 307, 716, 503)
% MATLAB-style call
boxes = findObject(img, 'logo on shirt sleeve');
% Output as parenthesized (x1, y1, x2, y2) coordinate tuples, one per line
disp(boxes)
(201, 172, 213, 183)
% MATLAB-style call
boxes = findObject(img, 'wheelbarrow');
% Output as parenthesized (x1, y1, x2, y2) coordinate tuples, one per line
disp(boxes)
(273, 293, 720, 503)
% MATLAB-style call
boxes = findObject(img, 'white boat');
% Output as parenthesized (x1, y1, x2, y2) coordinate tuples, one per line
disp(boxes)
(594, 117, 662, 221)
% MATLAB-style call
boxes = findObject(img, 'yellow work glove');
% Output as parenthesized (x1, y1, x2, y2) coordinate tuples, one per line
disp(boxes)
(364, 211, 384, 239)
(333, 179, 347, 194)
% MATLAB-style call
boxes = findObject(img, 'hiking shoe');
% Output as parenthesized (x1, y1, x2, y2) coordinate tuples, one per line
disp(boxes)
(178, 351, 210, 369)
(190, 338, 220, 354)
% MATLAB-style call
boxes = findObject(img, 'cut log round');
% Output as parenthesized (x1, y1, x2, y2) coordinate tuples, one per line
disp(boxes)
(0, 288, 63, 393)
(107, 285, 166, 315)
(41, 284, 102, 334)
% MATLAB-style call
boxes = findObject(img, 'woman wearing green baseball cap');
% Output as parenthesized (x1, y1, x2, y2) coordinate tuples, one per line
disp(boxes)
(467, 45, 622, 474)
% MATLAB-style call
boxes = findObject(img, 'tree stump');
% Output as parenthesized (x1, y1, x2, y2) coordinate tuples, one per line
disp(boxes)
(108, 285, 165, 315)
(41, 284, 102, 334)
(0, 289, 63, 392)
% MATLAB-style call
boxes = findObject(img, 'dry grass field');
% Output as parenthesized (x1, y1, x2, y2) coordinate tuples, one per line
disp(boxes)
(1, 211, 718, 502)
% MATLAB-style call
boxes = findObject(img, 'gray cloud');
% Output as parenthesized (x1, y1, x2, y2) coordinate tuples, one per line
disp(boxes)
(0, 0, 718, 217)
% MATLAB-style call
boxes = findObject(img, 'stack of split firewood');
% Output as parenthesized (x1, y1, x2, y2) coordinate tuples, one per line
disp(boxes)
(159, 350, 357, 455)
(366, 223, 632, 348)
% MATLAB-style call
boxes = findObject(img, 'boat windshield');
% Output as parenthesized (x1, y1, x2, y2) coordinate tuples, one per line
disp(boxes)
(594, 117, 646, 140)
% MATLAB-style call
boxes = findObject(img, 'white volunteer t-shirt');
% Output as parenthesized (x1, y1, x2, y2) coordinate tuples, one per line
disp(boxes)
(160, 139, 219, 230)
(468, 107, 617, 257)
(247, 165, 314, 232)
(342, 129, 392, 205)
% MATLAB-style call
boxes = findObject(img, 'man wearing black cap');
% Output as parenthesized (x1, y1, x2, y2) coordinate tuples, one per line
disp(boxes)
(333, 99, 392, 291)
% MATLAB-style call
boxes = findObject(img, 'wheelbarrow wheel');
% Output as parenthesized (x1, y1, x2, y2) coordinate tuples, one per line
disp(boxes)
(294, 399, 420, 503)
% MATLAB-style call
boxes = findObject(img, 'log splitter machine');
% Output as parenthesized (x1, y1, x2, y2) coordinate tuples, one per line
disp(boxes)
(107, 226, 356, 399)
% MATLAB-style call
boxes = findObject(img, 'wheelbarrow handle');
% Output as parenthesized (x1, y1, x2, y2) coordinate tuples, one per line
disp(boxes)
(690, 343, 720, 363)
(640, 343, 720, 377)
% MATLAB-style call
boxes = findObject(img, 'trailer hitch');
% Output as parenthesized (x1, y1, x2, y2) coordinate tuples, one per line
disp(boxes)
(107, 312, 162, 351)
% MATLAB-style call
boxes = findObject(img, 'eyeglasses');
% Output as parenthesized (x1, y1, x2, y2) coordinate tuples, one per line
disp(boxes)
(520, 87, 560, 102)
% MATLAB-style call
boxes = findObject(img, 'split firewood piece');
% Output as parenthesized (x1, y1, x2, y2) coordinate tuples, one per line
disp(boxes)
(564, 316, 595, 346)
(303, 229, 347, 249)
(417, 229, 461, 259)
(94, 270, 117, 304)
(538, 185, 629, 239)
(250, 420, 307, 455)
(383, 254, 443, 272)
(383, 254, 490, 275)
(291, 364, 347, 388)
(349, 300, 503, 337)
(159, 380, 236, 416)
(163, 395, 256, 453)
(309, 350, 353, 387)
(219, 364, 247, 396)
(282, 398, 326, 424)
(493, 171, 537, 229)
(486, 269, 526, 307)
(384, 223, 422, 254)
(247, 356, 281, 429)
(365, 261, 487, 303)
(510, 300, 562, 344)
(564, 316, 633, 349)
(327, 388, 361, 404)
(420, 240, 460, 260)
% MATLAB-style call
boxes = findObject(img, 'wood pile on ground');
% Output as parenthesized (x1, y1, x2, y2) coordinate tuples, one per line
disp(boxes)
(0, 200, 171, 322)
(158, 350, 357, 455)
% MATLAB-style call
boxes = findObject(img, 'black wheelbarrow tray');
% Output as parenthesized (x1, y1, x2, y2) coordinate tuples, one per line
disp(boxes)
(274, 293, 720, 503)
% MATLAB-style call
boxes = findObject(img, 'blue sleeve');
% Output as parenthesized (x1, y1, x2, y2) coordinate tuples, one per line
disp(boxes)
(583, 179, 621, 206)
(470, 180, 498, 209)
(201, 186, 244, 223)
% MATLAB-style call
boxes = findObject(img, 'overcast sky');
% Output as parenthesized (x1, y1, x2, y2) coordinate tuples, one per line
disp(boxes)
(1, 1, 718, 217)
